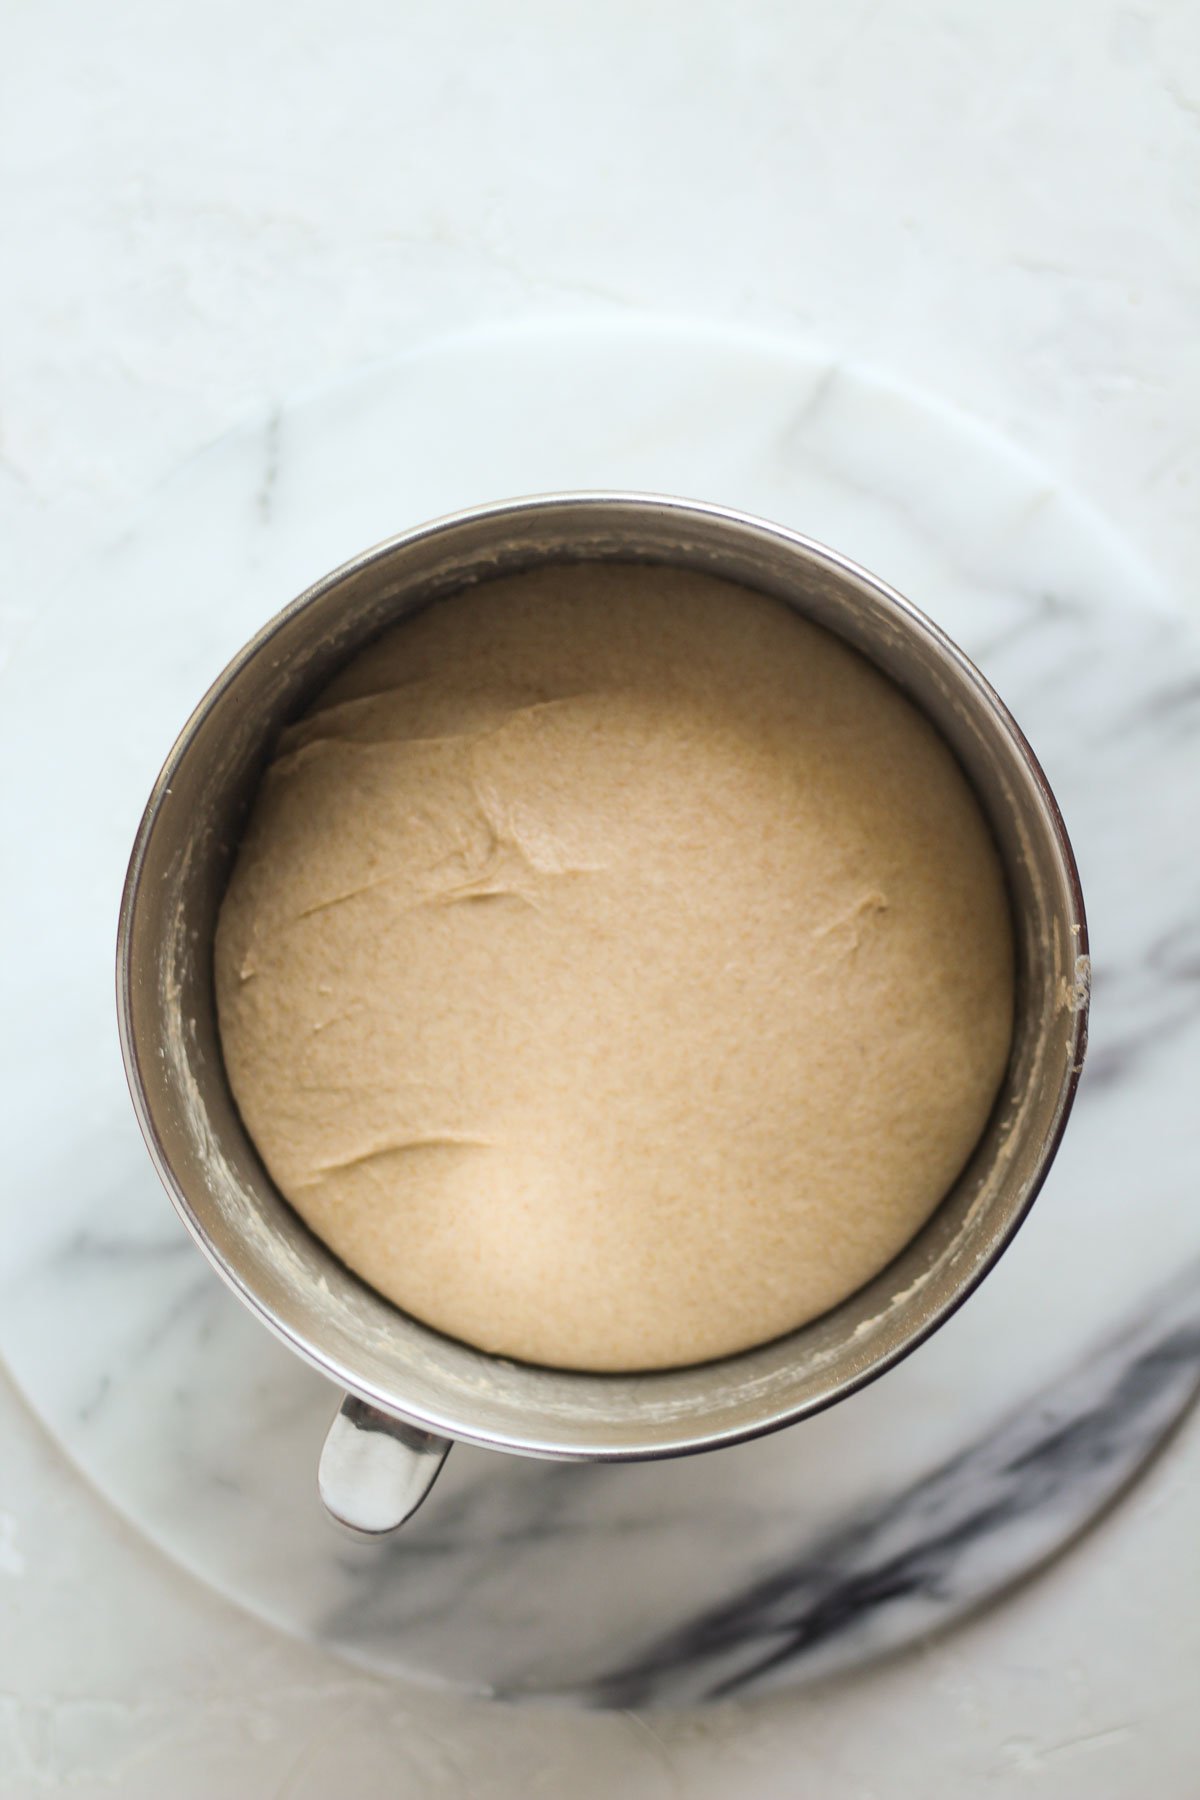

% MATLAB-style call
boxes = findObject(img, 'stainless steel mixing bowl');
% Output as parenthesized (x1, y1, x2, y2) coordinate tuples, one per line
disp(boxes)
(116, 493, 1088, 1534)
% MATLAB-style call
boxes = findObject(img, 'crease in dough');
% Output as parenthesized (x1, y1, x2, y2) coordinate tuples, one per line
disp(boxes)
(298, 1134, 496, 1187)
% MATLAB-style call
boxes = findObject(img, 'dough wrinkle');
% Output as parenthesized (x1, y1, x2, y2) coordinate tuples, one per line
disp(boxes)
(299, 1134, 494, 1185)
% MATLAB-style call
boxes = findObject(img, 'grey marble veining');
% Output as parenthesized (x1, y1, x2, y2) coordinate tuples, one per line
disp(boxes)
(0, 320, 1197, 1706)
(572, 1271, 1200, 1707)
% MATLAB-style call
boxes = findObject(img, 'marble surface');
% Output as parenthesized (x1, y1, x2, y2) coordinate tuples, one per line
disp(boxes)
(3, 0, 1200, 1791)
(1, 319, 1198, 1711)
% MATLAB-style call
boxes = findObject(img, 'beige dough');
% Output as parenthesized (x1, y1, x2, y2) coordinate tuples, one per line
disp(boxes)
(215, 563, 1013, 1372)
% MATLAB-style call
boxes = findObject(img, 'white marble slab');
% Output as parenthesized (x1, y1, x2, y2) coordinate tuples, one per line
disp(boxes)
(1, 318, 1197, 1706)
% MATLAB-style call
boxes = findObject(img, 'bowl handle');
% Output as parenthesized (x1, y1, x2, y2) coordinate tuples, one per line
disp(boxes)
(318, 1394, 452, 1536)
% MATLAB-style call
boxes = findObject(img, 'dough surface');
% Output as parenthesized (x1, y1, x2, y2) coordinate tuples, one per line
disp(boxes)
(215, 563, 1013, 1371)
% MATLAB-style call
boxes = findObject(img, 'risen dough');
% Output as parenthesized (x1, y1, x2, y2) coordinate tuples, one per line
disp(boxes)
(215, 563, 1013, 1371)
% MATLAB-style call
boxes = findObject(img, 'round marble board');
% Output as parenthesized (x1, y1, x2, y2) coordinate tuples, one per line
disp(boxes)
(2, 318, 1199, 1710)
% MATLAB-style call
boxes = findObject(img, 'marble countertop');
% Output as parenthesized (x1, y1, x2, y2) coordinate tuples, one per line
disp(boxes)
(3, 3, 1199, 1794)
